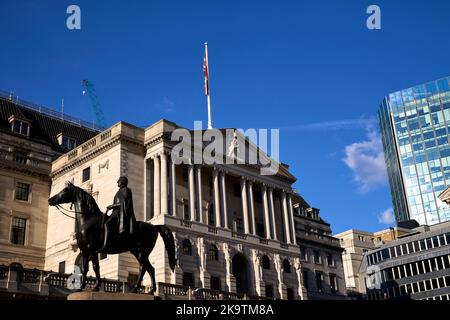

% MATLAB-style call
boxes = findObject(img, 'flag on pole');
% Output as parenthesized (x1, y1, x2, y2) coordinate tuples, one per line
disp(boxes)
(203, 47, 210, 96)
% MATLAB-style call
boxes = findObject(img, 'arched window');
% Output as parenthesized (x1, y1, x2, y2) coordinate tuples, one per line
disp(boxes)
(208, 244, 219, 261)
(262, 255, 271, 270)
(283, 259, 291, 273)
(182, 239, 192, 256)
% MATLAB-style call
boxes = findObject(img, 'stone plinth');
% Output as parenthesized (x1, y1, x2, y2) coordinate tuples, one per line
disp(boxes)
(68, 291, 154, 300)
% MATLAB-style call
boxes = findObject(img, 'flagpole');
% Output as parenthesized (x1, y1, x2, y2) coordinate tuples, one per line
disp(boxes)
(205, 42, 213, 129)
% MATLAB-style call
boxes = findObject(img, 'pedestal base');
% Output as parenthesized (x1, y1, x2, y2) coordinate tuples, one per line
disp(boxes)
(67, 291, 155, 300)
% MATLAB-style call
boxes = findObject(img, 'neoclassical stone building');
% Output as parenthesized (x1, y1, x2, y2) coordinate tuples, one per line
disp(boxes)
(45, 119, 305, 299)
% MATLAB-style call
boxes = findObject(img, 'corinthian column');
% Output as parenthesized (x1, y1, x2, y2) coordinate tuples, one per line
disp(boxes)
(153, 155, 161, 216)
(288, 194, 297, 245)
(262, 185, 271, 239)
(213, 169, 221, 227)
(196, 165, 203, 223)
(241, 178, 250, 234)
(281, 191, 291, 244)
(188, 164, 196, 221)
(160, 153, 168, 215)
(248, 181, 256, 235)
(170, 158, 177, 217)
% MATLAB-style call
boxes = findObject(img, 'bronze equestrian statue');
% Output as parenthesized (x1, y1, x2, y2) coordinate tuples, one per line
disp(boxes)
(48, 177, 175, 294)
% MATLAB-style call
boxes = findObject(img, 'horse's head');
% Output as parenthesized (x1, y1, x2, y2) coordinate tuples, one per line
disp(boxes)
(48, 182, 77, 206)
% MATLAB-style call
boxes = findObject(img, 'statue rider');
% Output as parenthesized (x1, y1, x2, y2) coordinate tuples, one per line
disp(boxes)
(98, 176, 136, 252)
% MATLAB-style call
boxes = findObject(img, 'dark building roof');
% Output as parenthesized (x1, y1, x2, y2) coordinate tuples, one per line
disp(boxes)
(0, 94, 99, 153)
(292, 193, 310, 208)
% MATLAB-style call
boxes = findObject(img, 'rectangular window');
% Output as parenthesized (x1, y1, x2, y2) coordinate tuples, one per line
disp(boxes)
(210, 276, 221, 291)
(11, 120, 29, 136)
(14, 152, 27, 164)
(15, 182, 30, 201)
(418, 261, 424, 274)
(381, 248, 390, 260)
(58, 261, 66, 274)
(303, 270, 309, 290)
(426, 238, 433, 250)
(419, 281, 425, 292)
(329, 274, 338, 293)
(401, 244, 408, 255)
(419, 239, 426, 251)
(300, 247, 307, 261)
(10, 217, 27, 245)
(432, 236, 439, 248)
(182, 272, 194, 287)
(313, 251, 321, 264)
(62, 136, 77, 150)
(256, 223, 265, 238)
(438, 277, 445, 288)
(326, 253, 334, 266)
(82, 167, 91, 182)
(412, 282, 418, 293)
(315, 271, 323, 292)
(407, 242, 414, 254)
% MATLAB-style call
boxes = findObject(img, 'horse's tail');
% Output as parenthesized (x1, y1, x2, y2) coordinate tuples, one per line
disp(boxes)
(156, 225, 176, 272)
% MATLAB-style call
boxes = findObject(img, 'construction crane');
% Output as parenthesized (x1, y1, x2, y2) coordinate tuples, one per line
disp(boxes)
(81, 80, 106, 128)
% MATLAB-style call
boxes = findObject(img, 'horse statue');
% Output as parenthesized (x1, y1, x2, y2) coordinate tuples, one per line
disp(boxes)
(48, 181, 175, 294)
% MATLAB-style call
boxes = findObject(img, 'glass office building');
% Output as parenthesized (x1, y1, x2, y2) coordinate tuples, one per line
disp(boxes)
(378, 76, 450, 226)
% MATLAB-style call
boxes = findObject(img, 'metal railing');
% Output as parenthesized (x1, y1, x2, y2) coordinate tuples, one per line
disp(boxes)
(0, 90, 104, 132)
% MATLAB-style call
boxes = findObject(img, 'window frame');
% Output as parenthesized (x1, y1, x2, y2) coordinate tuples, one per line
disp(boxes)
(14, 181, 31, 203)
(10, 216, 28, 246)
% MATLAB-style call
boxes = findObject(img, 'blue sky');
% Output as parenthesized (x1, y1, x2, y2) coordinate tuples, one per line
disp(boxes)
(1, 0, 450, 234)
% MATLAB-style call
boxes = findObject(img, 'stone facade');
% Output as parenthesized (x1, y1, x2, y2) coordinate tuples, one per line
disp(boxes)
(0, 94, 98, 270)
(45, 120, 305, 299)
(293, 198, 346, 299)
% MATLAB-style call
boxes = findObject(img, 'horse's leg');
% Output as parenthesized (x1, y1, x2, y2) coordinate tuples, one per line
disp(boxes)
(130, 249, 146, 293)
(145, 259, 157, 295)
(91, 254, 101, 292)
(80, 253, 89, 291)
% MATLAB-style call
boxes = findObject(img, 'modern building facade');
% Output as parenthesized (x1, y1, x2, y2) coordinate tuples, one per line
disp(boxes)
(293, 195, 346, 299)
(378, 76, 450, 226)
(0, 92, 98, 270)
(360, 221, 450, 300)
(336, 227, 412, 295)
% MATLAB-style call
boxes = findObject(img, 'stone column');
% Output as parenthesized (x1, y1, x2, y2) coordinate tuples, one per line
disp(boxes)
(248, 181, 256, 235)
(160, 153, 168, 215)
(240, 178, 250, 234)
(223, 243, 236, 293)
(288, 194, 297, 245)
(281, 191, 291, 244)
(170, 158, 177, 217)
(274, 254, 287, 299)
(144, 158, 152, 221)
(252, 250, 264, 296)
(220, 171, 229, 229)
(197, 237, 210, 289)
(294, 258, 307, 300)
(196, 165, 203, 223)
(188, 164, 196, 221)
(262, 185, 271, 239)
(213, 169, 221, 227)
(153, 155, 161, 216)
(268, 187, 277, 240)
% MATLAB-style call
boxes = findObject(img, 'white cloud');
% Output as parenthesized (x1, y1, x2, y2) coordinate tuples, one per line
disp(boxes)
(377, 208, 395, 225)
(343, 129, 388, 193)
(155, 96, 175, 113)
